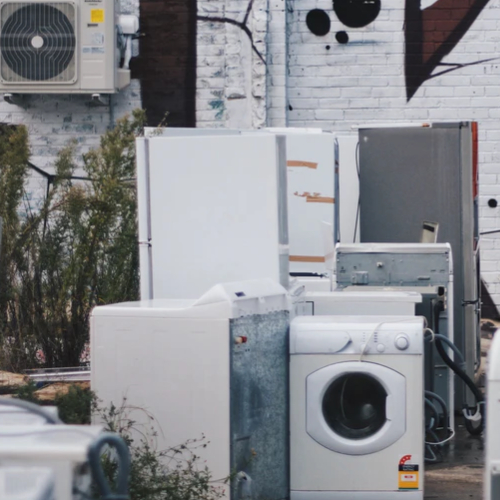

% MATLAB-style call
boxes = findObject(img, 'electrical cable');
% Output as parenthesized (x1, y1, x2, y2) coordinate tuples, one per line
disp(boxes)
(88, 432, 131, 500)
(425, 443, 439, 463)
(424, 327, 435, 343)
(352, 141, 360, 243)
(425, 398, 438, 430)
(0, 398, 62, 424)
(426, 427, 456, 446)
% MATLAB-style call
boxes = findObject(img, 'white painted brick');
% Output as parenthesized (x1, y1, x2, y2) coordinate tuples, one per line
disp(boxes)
(195, 0, 500, 307)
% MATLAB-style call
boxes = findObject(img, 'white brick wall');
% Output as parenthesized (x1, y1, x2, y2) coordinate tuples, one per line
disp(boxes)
(195, 0, 500, 310)
(197, 0, 267, 128)
(2, 0, 141, 206)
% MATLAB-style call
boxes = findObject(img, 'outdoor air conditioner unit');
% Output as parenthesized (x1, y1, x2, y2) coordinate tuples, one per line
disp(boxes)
(0, 0, 131, 94)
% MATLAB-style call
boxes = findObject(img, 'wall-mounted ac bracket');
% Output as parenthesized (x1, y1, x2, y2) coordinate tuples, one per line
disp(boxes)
(3, 93, 23, 106)
(91, 93, 109, 106)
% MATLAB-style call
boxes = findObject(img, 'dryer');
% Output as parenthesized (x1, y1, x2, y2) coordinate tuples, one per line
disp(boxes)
(290, 315, 425, 500)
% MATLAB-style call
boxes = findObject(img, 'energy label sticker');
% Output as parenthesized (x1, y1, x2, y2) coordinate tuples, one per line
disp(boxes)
(398, 455, 419, 490)
(90, 9, 104, 23)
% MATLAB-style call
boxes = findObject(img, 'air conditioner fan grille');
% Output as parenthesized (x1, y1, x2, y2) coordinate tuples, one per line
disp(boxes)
(0, 2, 76, 83)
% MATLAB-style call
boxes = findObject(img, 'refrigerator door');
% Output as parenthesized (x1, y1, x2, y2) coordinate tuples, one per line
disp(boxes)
(141, 133, 288, 299)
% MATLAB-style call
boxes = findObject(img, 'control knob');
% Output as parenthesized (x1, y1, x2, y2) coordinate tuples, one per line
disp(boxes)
(395, 334, 410, 351)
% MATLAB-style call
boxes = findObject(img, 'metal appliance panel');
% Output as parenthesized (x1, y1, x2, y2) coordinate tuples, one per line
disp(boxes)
(358, 123, 478, 405)
(230, 311, 289, 500)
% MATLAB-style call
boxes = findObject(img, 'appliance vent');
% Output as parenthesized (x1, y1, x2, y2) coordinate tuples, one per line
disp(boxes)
(0, 2, 76, 83)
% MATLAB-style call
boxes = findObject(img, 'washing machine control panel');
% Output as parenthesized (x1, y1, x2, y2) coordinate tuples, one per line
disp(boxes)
(355, 327, 422, 355)
(290, 316, 424, 355)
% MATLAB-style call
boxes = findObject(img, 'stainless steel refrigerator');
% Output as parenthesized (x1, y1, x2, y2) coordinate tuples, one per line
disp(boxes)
(358, 122, 480, 408)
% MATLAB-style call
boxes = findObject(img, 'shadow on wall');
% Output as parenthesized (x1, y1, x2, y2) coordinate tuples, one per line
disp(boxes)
(130, 0, 197, 127)
(304, 0, 494, 101)
(482, 280, 500, 320)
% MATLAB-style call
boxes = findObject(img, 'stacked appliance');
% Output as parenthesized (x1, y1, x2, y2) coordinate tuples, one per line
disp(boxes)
(136, 128, 342, 300)
(333, 242, 455, 430)
(91, 279, 290, 500)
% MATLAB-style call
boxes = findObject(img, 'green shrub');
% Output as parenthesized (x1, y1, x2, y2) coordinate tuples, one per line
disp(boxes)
(53, 384, 94, 424)
(0, 110, 145, 371)
(16, 383, 225, 500)
(15, 379, 39, 404)
(95, 399, 226, 500)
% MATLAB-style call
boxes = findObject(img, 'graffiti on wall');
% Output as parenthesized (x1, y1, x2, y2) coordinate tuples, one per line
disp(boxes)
(305, 0, 380, 44)
(197, 0, 266, 63)
(305, 0, 493, 100)
(405, 0, 492, 100)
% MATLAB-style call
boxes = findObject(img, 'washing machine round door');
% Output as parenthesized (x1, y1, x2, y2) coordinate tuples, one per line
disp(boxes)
(306, 361, 406, 455)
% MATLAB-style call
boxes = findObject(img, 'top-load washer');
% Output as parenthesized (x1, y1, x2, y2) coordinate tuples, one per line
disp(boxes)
(290, 315, 425, 500)
(92, 279, 290, 500)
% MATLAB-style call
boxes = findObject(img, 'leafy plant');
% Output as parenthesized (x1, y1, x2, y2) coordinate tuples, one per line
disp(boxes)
(94, 399, 227, 500)
(0, 110, 145, 370)
(15, 379, 39, 404)
(15, 382, 226, 500)
(16, 381, 94, 425)
(53, 383, 94, 424)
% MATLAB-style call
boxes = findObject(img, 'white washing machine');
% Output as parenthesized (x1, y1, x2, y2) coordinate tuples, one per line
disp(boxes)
(290, 315, 425, 500)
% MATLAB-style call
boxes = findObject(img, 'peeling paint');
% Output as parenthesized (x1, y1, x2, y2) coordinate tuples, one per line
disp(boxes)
(209, 99, 225, 120)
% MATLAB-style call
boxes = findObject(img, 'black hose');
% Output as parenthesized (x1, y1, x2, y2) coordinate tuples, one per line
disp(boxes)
(88, 432, 131, 500)
(434, 336, 484, 405)
(432, 299, 484, 435)
(434, 336, 484, 435)
(425, 390, 449, 431)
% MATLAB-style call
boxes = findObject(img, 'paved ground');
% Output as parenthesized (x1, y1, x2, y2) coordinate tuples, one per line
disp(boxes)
(425, 419, 484, 499)
(423, 322, 493, 499)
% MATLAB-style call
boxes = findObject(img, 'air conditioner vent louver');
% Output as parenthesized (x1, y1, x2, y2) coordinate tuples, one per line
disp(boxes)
(0, 2, 76, 83)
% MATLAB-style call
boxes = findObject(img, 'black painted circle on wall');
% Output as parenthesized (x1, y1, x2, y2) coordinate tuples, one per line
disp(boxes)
(333, 0, 381, 28)
(306, 9, 331, 36)
(489, 199, 498, 208)
(336, 31, 349, 44)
